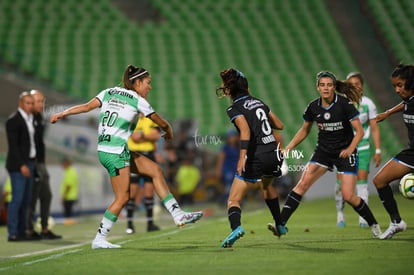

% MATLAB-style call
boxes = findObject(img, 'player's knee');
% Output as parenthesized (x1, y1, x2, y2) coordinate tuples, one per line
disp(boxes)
(147, 165, 164, 179)
(227, 200, 240, 208)
(373, 174, 386, 188)
(342, 192, 354, 203)
(117, 193, 130, 206)
(295, 181, 310, 194)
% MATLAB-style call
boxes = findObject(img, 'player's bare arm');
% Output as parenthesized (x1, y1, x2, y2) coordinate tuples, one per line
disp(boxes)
(340, 117, 363, 158)
(268, 111, 284, 130)
(148, 112, 174, 140)
(284, 120, 312, 152)
(50, 98, 101, 123)
(376, 101, 404, 122)
(233, 115, 250, 175)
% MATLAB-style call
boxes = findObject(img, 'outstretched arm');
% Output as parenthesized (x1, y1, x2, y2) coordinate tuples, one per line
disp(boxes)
(284, 121, 312, 152)
(376, 102, 404, 122)
(50, 98, 101, 123)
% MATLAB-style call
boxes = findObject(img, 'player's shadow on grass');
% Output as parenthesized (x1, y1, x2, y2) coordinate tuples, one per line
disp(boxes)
(137, 246, 202, 253)
(379, 237, 414, 243)
(230, 241, 349, 253)
(283, 243, 348, 254)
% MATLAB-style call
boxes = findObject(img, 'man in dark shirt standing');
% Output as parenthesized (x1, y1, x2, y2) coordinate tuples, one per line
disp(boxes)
(6, 92, 36, 241)
(27, 90, 62, 240)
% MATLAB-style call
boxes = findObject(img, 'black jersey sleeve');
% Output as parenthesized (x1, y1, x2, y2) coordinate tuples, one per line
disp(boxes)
(226, 105, 243, 122)
(302, 102, 314, 122)
(344, 100, 360, 120)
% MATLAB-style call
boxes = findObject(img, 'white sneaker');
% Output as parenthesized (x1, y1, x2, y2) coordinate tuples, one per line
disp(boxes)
(174, 211, 203, 227)
(126, 227, 135, 234)
(359, 219, 369, 228)
(91, 239, 121, 249)
(379, 220, 407, 240)
(370, 224, 382, 238)
(336, 212, 345, 228)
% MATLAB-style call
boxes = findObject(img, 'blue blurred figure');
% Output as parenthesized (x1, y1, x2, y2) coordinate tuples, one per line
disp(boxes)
(216, 129, 239, 204)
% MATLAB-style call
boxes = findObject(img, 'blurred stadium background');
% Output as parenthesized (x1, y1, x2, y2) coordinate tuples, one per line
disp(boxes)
(0, 0, 412, 214)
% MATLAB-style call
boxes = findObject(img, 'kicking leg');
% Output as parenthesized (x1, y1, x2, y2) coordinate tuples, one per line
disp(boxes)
(281, 163, 326, 225)
(133, 153, 203, 227)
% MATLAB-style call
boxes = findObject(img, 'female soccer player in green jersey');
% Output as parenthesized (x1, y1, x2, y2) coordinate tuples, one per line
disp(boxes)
(51, 65, 203, 249)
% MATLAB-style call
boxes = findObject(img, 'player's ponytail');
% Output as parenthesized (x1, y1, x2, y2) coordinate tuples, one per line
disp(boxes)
(336, 80, 362, 106)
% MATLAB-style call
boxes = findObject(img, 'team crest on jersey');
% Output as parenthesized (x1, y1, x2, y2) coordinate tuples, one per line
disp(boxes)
(323, 112, 331, 120)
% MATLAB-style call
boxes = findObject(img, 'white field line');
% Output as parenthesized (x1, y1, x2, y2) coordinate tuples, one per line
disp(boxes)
(9, 242, 91, 259)
(0, 249, 82, 272)
(1, 226, 196, 272)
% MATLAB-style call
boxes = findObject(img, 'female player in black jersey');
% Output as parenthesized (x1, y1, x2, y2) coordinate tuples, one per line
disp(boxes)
(216, 68, 286, 248)
(277, 71, 382, 238)
(373, 63, 413, 239)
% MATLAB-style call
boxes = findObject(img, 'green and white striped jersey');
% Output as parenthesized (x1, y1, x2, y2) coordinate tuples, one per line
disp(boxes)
(95, 87, 155, 154)
(357, 95, 377, 150)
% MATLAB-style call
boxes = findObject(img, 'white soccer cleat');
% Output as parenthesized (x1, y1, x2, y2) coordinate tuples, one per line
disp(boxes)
(91, 239, 121, 249)
(174, 211, 203, 227)
(370, 224, 382, 238)
(379, 220, 407, 240)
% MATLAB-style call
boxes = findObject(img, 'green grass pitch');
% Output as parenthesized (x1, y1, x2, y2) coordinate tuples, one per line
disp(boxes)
(0, 195, 412, 274)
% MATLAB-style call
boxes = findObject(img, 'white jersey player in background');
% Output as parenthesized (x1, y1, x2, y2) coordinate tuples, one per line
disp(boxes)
(335, 72, 381, 228)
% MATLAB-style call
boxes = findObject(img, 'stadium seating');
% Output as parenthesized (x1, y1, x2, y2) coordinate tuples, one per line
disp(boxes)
(367, 0, 414, 62)
(0, 0, 402, 157)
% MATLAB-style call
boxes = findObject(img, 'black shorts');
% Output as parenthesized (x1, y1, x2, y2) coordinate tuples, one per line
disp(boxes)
(130, 151, 155, 184)
(310, 148, 358, 174)
(237, 150, 283, 182)
(394, 148, 414, 169)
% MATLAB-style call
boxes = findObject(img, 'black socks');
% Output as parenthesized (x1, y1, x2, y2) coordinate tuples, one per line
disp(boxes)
(265, 198, 282, 226)
(377, 185, 402, 223)
(281, 191, 302, 225)
(228, 206, 241, 230)
(352, 199, 377, 226)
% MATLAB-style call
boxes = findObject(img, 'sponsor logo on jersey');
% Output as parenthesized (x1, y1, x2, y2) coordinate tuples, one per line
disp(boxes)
(108, 89, 133, 99)
(403, 114, 414, 124)
(317, 121, 344, 131)
(109, 98, 127, 108)
(243, 99, 264, 110)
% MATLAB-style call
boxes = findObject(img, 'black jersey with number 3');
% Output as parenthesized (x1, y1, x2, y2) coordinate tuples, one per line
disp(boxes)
(303, 93, 359, 155)
(226, 94, 278, 156)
